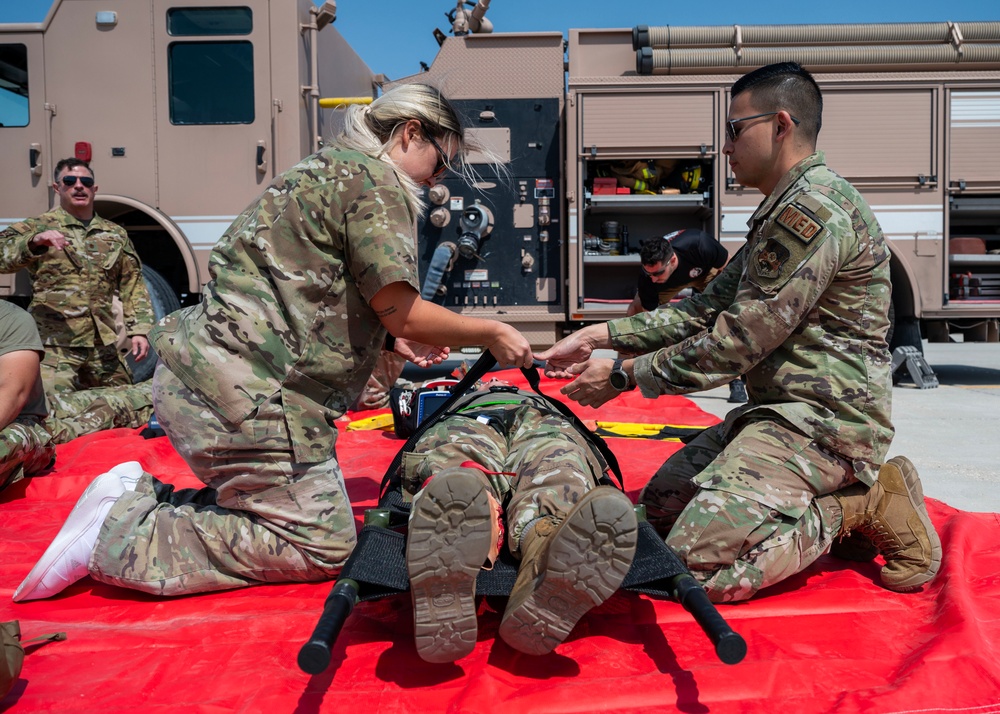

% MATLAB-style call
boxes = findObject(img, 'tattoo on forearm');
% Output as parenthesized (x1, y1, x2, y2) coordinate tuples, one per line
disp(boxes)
(376, 306, 397, 318)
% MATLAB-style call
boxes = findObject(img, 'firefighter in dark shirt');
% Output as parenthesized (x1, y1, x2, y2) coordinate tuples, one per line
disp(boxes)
(627, 229, 747, 403)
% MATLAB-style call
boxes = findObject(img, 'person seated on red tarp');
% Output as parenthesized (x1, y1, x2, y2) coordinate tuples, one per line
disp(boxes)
(403, 380, 638, 662)
(1, 301, 153, 494)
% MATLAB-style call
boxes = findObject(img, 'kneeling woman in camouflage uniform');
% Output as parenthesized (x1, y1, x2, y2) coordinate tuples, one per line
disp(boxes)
(15, 83, 532, 602)
(403, 383, 638, 662)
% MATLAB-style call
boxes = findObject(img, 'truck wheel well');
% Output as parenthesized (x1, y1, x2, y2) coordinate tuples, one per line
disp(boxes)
(94, 199, 199, 305)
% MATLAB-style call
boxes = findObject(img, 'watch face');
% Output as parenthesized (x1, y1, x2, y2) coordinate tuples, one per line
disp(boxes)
(610, 369, 628, 391)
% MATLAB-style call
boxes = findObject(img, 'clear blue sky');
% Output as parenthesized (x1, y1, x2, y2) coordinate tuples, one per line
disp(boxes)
(4, 0, 1000, 81)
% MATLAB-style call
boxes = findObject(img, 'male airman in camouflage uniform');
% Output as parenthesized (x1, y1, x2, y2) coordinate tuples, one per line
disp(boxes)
(0, 158, 154, 396)
(403, 384, 637, 662)
(537, 62, 941, 603)
(0, 300, 54, 492)
(1, 301, 153, 493)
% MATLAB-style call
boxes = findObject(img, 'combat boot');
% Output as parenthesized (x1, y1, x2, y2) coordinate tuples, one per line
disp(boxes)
(406, 467, 500, 663)
(833, 456, 942, 591)
(727, 379, 748, 404)
(498, 486, 638, 656)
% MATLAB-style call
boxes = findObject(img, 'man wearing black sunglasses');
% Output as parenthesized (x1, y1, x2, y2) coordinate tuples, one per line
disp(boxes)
(539, 62, 940, 603)
(0, 158, 154, 397)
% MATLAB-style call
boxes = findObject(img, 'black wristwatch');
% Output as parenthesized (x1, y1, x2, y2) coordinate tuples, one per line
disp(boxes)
(609, 358, 635, 392)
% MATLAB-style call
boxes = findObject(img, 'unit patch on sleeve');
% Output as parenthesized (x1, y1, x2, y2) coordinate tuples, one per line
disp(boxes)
(753, 239, 791, 279)
(776, 201, 826, 244)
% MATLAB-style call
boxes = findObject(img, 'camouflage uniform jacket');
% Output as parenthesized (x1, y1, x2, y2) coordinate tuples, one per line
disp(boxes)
(609, 152, 893, 483)
(0, 207, 154, 347)
(150, 148, 420, 464)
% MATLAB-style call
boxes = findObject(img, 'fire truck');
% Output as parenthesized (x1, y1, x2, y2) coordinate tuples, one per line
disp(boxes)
(0, 0, 375, 378)
(399, 5, 1000, 352)
(3, 1, 1000, 355)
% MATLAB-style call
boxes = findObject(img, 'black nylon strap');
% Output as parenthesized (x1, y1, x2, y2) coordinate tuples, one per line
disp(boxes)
(379, 352, 501, 496)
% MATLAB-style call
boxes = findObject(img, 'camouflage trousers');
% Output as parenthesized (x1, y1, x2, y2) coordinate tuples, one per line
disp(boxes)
(403, 400, 607, 555)
(41, 343, 132, 396)
(45, 382, 154, 444)
(0, 418, 54, 493)
(88, 361, 357, 596)
(639, 417, 856, 603)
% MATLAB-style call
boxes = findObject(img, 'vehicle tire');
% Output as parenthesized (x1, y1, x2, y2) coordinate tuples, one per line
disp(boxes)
(886, 300, 895, 348)
(887, 301, 923, 356)
(128, 265, 181, 383)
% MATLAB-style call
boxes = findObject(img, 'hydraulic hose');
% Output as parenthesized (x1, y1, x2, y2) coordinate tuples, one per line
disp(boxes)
(420, 242, 457, 301)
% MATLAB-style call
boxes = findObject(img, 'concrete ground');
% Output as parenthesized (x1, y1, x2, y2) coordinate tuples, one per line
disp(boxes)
(687, 341, 1000, 513)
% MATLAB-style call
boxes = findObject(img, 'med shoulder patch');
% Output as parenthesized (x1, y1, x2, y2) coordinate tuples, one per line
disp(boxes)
(776, 200, 826, 244)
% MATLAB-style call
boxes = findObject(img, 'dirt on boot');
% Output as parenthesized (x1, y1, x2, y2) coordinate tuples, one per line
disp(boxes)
(499, 487, 638, 656)
(406, 468, 494, 663)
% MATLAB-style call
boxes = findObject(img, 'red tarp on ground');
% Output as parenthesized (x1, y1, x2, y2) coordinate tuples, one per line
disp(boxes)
(3, 370, 1000, 713)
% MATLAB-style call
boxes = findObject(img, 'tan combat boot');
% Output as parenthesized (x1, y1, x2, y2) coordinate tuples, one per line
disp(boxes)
(406, 467, 501, 663)
(498, 486, 638, 656)
(833, 456, 942, 591)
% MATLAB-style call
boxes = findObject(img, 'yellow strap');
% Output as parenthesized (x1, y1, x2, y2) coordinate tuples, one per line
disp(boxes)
(593, 421, 705, 440)
(345, 413, 395, 431)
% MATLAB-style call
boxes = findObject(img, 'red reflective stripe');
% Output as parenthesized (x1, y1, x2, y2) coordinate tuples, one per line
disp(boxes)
(460, 460, 516, 477)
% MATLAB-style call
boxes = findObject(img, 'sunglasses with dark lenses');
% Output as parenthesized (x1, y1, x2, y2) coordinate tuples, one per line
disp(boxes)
(642, 265, 667, 278)
(424, 129, 449, 178)
(60, 175, 95, 188)
(725, 111, 800, 142)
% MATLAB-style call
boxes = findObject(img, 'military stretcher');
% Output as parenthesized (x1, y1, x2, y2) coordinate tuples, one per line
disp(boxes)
(297, 353, 747, 672)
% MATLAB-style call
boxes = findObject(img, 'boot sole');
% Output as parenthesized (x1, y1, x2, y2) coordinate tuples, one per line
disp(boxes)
(882, 455, 943, 591)
(499, 488, 638, 656)
(406, 470, 493, 663)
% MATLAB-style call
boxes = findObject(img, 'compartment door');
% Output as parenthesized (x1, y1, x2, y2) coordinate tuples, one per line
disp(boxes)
(812, 88, 937, 188)
(950, 90, 1000, 192)
(579, 92, 718, 157)
(152, 0, 274, 249)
